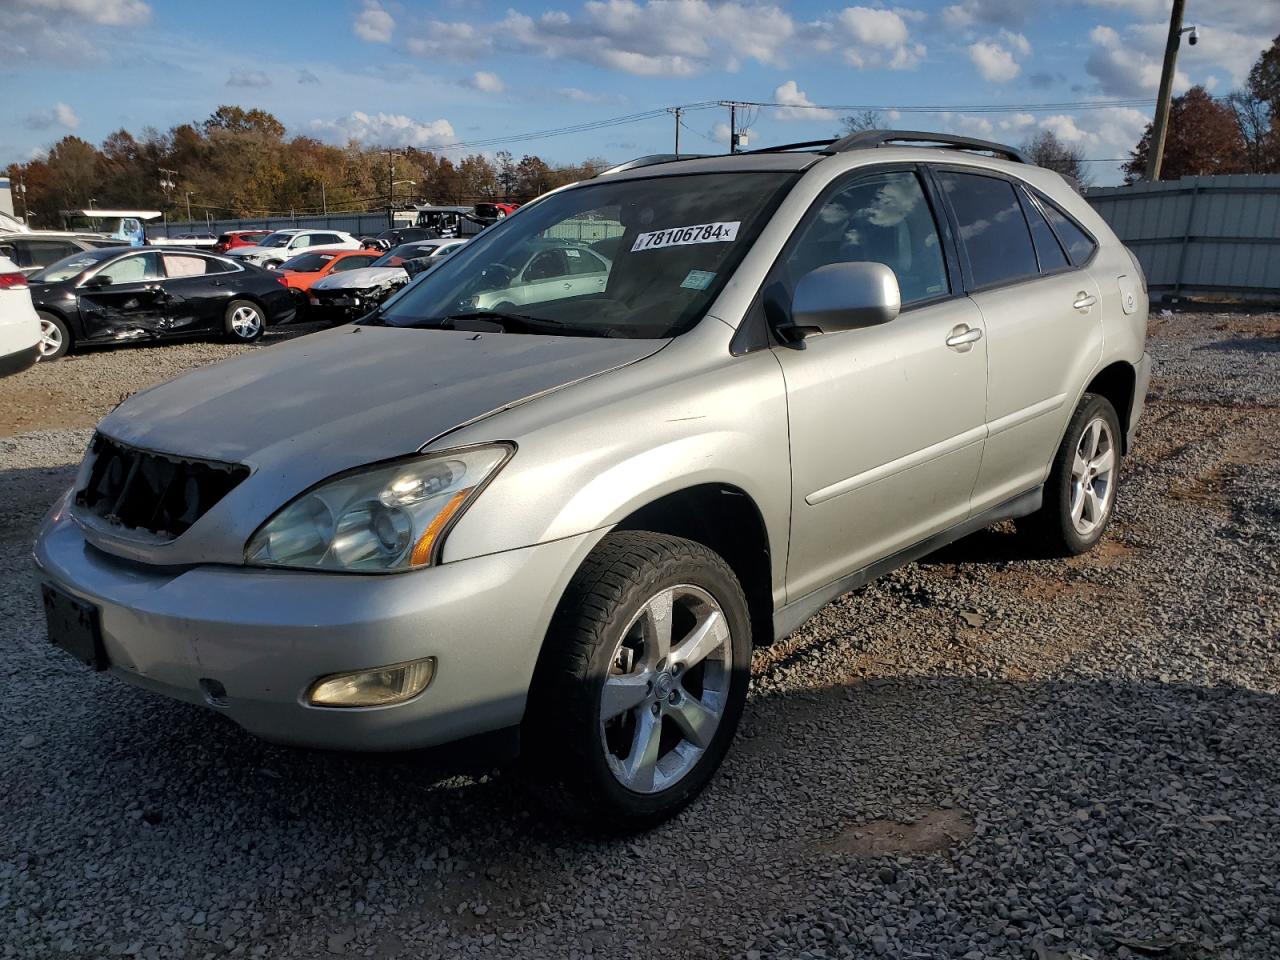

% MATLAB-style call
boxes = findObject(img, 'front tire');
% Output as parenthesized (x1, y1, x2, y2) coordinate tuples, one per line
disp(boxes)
(1021, 393, 1122, 555)
(224, 300, 265, 343)
(36, 312, 70, 360)
(523, 532, 752, 829)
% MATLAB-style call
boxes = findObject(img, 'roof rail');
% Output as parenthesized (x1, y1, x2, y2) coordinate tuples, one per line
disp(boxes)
(738, 139, 836, 154)
(823, 129, 1028, 163)
(598, 153, 711, 176)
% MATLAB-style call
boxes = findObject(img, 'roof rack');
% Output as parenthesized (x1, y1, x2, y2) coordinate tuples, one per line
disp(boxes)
(598, 153, 712, 176)
(822, 129, 1028, 163)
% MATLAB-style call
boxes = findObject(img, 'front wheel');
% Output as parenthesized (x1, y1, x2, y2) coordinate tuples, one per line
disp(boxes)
(1020, 393, 1122, 555)
(36, 312, 70, 360)
(523, 532, 751, 829)
(224, 300, 265, 343)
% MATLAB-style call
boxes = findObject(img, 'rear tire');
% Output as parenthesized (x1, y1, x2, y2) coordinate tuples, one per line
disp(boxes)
(36, 312, 70, 360)
(224, 300, 265, 343)
(1019, 393, 1122, 556)
(522, 532, 751, 830)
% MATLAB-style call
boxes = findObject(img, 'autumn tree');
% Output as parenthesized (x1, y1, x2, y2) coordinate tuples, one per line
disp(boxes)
(1124, 86, 1248, 182)
(1022, 130, 1091, 185)
(1228, 34, 1279, 173)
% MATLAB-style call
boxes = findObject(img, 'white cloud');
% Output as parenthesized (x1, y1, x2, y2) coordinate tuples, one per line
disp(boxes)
(226, 69, 271, 88)
(997, 29, 1030, 57)
(1086, 24, 1188, 97)
(16, 0, 150, 25)
(353, 0, 394, 44)
(311, 112, 455, 149)
(772, 80, 835, 121)
(406, 20, 494, 59)
(710, 122, 732, 145)
(832, 6, 925, 70)
(968, 40, 1020, 82)
(467, 70, 504, 94)
(23, 102, 80, 131)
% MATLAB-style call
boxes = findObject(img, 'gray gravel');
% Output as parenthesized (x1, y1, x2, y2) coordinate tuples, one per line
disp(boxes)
(1, 310, 1278, 959)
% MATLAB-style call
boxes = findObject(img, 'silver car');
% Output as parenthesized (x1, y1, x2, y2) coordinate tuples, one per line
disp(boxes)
(34, 131, 1150, 827)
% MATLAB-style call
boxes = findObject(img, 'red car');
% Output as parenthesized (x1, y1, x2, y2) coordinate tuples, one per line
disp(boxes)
(212, 230, 271, 253)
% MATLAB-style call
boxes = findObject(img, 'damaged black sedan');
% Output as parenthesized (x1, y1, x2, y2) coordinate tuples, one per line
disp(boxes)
(27, 247, 296, 359)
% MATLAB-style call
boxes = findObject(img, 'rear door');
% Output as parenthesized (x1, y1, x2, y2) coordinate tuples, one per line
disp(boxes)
(770, 166, 989, 600)
(156, 253, 233, 333)
(933, 168, 1103, 513)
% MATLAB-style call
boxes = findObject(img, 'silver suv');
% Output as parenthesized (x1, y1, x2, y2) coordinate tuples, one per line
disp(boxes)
(35, 132, 1150, 827)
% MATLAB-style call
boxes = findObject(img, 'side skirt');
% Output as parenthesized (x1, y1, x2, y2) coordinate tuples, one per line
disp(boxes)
(771, 486, 1043, 641)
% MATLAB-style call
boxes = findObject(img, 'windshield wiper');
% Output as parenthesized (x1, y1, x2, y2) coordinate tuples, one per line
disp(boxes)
(440, 311, 566, 331)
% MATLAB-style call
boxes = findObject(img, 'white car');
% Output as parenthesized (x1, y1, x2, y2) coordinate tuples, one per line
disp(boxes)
(0, 255, 42, 376)
(226, 229, 362, 269)
(308, 239, 467, 320)
(471, 240, 610, 311)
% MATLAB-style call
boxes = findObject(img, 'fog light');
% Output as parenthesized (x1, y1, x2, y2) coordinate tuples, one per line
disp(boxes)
(306, 657, 435, 707)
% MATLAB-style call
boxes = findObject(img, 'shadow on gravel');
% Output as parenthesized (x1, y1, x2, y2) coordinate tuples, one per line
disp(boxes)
(63, 319, 332, 358)
(1196, 337, 1280, 354)
(8, 655, 1279, 958)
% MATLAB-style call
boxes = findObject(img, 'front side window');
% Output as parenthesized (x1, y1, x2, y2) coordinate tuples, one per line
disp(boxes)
(376, 171, 798, 339)
(782, 170, 949, 306)
(99, 252, 163, 283)
(259, 232, 293, 248)
(936, 171, 1039, 288)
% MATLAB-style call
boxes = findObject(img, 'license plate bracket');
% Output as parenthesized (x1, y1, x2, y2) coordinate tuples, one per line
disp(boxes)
(42, 584, 108, 671)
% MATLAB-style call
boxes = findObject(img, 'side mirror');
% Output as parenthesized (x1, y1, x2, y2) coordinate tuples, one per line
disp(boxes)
(789, 262, 901, 337)
(84, 274, 113, 290)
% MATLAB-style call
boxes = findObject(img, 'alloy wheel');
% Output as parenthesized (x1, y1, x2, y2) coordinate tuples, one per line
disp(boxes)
(37, 317, 63, 359)
(599, 584, 732, 794)
(230, 305, 262, 339)
(1069, 416, 1117, 536)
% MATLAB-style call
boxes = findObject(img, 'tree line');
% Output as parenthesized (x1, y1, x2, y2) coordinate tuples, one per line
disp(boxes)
(7, 34, 1279, 226)
(6, 105, 608, 227)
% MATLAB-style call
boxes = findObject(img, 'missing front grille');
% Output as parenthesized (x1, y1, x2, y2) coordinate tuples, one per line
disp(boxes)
(76, 434, 249, 538)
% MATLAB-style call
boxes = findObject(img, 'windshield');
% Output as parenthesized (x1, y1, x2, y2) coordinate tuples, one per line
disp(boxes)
(258, 232, 294, 248)
(30, 252, 106, 283)
(283, 252, 337, 272)
(376, 171, 797, 338)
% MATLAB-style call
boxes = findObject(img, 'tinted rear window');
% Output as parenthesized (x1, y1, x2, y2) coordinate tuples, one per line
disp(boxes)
(1038, 196, 1098, 266)
(1019, 189, 1069, 272)
(937, 171, 1038, 289)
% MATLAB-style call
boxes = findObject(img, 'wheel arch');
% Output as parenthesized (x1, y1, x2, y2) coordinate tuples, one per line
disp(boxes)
(610, 483, 775, 648)
(1083, 361, 1137, 453)
(35, 305, 82, 346)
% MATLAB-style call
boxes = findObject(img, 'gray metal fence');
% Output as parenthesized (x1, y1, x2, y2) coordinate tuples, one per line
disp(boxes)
(1085, 174, 1280, 302)
(147, 213, 395, 241)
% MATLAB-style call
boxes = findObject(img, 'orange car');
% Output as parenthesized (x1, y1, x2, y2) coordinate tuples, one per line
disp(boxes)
(277, 249, 382, 310)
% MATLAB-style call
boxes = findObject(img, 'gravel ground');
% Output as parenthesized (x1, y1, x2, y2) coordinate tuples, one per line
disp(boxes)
(1, 310, 1278, 960)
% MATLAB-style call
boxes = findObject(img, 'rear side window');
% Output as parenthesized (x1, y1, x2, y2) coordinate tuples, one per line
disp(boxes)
(162, 254, 208, 277)
(936, 171, 1038, 289)
(565, 248, 607, 275)
(19, 239, 78, 268)
(1037, 196, 1098, 266)
(1018, 189, 1069, 272)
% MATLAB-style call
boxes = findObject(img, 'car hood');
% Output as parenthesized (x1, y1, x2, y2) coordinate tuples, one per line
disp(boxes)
(313, 266, 406, 290)
(100, 323, 667, 478)
(85, 325, 666, 564)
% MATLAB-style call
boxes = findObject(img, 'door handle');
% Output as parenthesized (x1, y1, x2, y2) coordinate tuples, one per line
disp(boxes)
(945, 325, 983, 349)
(1073, 292, 1098, 310)
(563, 282, 572, 289)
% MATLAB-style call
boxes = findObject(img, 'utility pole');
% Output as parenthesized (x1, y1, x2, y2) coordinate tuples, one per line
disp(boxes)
(1146, 0, 1190, 181)
(159, 167, 177, 217)
(321, 181, 327, 215)
(12, 177, 27, 223)
(185, 192, 193, 221)
(719, 101, 750, 154)
(667, 106, 683, 158)
(384, 149, 402, 228)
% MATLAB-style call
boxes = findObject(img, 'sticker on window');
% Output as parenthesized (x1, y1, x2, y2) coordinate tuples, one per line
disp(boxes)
(632, 221, 740, 252)
(680, 270, 716, 290)
(565, 249, 581, 258)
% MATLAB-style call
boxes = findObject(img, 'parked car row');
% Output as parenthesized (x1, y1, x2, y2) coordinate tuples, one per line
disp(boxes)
(307, 238, 467, 322)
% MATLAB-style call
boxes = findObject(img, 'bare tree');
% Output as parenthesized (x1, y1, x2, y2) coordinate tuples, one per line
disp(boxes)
(1022, 130, 1092, 186)
(839, 110, 884, 135)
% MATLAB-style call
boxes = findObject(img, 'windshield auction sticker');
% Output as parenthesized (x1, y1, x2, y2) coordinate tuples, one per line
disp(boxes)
(632, 221, 740, 252)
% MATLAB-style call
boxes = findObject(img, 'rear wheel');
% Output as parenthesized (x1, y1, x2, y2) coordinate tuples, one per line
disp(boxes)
(36, 312, 70, 360)
(224, 300, 265, 343)
(1020, 393, 1122, 555)
(523, 532, 751, 829)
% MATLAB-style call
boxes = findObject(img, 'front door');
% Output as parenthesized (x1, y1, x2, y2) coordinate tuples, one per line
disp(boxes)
(77, 252, 168, 339)
(770, 168, 989, 601)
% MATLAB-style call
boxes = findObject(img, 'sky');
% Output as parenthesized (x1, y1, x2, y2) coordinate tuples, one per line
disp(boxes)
(1, 0, 1275, 186)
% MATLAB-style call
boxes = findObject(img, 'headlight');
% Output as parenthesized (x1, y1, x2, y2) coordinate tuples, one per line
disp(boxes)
(245, 444, 513, 572)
